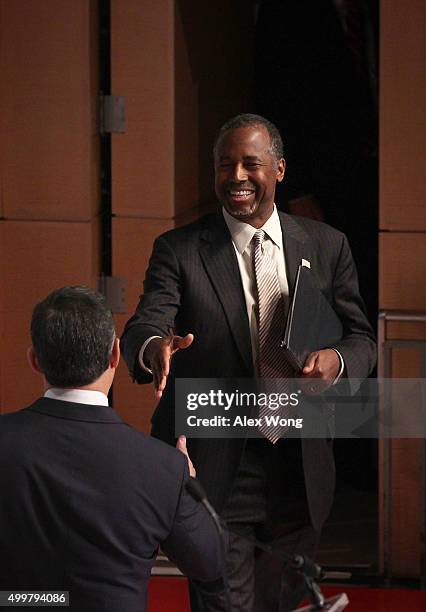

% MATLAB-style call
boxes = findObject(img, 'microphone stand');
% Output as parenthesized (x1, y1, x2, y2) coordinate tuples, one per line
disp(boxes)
(225, 528, 349, 611)
(186, 478, 349, 612)
(296, 591, 349, 612)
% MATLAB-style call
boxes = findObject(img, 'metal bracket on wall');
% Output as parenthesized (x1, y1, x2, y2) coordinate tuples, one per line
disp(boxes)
(98, 95, 126, 134)
(99, 276, 127, 314)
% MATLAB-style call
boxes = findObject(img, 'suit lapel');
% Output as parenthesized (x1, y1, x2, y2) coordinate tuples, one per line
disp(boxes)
(279, 213, 312, 297)
(197, 213, 311, 373)
(199, 215, 253, 374)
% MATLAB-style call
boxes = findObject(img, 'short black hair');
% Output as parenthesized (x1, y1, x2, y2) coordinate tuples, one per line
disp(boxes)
(31, 286, 115, 388)
(213, 113, 284, 162)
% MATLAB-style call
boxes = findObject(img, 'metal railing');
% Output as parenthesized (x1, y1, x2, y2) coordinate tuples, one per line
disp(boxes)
(378, 310, 426, 585)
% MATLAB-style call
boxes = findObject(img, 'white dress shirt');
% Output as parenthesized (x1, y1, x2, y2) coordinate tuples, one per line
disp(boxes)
(44, 388, 109, 406)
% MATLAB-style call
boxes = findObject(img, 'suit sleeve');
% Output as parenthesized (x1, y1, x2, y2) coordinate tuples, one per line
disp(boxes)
(121, 235, 182, 383)
(161, 460, 224, 582)
(331, 233, 376, 393)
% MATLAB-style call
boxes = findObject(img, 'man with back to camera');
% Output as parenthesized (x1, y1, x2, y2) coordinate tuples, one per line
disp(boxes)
(0, 286, 223, 612)
(121, 114, 376, 611)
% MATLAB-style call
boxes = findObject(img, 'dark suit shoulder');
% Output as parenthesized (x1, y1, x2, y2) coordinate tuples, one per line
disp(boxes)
(0, 404, 37, 425)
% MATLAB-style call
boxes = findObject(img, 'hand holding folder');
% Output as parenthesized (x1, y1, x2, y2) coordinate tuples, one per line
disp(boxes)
(281, 263, 343, 373)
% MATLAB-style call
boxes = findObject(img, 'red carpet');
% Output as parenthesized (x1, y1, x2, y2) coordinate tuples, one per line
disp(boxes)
(148, 577, 426, 611)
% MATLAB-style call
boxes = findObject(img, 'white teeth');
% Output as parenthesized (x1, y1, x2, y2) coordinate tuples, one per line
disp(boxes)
(229, 190, 253, 196)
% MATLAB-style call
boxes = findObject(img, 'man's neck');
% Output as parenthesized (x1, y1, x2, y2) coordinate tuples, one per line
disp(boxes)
(43, 375, 112, 397)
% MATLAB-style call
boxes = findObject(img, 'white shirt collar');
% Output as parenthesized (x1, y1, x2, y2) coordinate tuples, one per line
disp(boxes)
(222, 205, 283, 254)
(44, 388, 109, 406)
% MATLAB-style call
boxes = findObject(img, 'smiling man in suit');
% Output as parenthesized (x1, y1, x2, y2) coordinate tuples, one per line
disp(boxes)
(121, 114, 376, 611)
(0, 286, 222, 612)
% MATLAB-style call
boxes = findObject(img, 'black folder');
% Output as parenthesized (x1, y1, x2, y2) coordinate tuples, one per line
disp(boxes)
(281, 264, 343, 371)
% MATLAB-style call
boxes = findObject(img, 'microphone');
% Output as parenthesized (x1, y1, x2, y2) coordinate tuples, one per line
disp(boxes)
(184, 476, 205, 501)
(292, 554, 323, 581)
(185, 477, 222, 533)
(185, 477, 231, 612)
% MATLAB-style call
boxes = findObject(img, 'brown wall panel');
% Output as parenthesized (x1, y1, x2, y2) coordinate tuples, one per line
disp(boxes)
(378, 323, 426, 576)
(111, 216, 174, 318)
(0, 218, 101, 413)
(0, 0, 99, 221)
(386, 321, 426, 340)
(380, 0, 426, 230)
(389, 438, 422, 576)
(379, 233, 426, 310)
(111, 0, 174, 219)
(379, 1, 426, 579)
(380, 348, 423, 576)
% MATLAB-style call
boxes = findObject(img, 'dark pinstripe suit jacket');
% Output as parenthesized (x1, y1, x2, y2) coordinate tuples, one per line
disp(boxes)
(121, 212, 376, 529)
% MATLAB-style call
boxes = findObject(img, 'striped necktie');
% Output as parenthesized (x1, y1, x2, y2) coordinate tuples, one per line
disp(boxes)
(253, 229, 292, 443)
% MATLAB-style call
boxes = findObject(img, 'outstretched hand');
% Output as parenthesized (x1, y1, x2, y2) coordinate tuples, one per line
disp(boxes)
(145, 333, 194, 398)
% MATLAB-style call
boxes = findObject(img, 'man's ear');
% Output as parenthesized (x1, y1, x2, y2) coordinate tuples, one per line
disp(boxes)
(27, 347, 43, 374)
(110, 337, 120, 370)
(276, 158, 286, 183)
